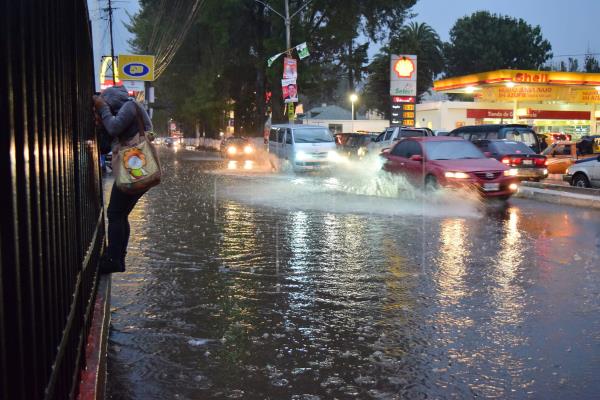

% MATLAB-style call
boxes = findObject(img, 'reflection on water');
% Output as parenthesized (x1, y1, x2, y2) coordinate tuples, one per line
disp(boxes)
(436, 218, 469, 304)
(106, 150, 600, 399)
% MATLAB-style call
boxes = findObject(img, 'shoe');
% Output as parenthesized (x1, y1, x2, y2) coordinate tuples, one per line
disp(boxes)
(99, 255, 125, 274)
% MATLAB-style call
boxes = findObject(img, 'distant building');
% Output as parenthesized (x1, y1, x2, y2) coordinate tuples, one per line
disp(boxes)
(299, 104, 388, 134)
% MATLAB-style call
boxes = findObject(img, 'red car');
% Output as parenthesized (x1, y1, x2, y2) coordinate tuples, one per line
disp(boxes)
(381, 137, 520, 199)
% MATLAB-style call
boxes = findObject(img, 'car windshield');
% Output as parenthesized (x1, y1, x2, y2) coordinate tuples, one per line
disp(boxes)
(424, 140, 485, 160)
(400, 130, 428, 138)
(490, 141, 535, 155)
(504, 129, 537, 147)
(226, 138, 246, 144)
(293, 128, 334, 143)
(541, 144, 556, 156)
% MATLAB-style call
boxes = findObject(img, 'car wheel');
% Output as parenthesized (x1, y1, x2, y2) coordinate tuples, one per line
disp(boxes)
(424, 175, 438, 191)
(572, 173, 590, 188)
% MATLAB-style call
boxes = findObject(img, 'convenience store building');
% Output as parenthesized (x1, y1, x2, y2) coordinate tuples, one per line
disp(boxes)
(416, 69, 600, 138)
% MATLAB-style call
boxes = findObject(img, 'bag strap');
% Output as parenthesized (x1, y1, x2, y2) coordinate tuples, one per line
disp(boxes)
(134, 103, 146, 138)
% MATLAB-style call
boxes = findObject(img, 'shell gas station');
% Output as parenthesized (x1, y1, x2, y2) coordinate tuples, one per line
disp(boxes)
(416, 69, 600, 138)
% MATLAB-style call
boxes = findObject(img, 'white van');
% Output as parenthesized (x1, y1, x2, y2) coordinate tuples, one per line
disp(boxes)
(268, 124, 338, 171)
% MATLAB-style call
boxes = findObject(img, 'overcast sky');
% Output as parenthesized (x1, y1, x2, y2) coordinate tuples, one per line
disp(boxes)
(410, 0, 600, 61)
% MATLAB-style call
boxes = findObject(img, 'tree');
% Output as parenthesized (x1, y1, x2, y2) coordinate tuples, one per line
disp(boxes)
(584, 53, 600, 72)
(363, 22, 444, 117)
(444, 11, 552, 77)
(128, 0, 417, 135)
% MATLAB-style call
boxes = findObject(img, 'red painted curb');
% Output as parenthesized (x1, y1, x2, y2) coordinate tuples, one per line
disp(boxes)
(78, 275, 112, 400)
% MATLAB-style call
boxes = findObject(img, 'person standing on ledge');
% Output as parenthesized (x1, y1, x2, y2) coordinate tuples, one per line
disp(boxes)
(93, 85, 153, 273)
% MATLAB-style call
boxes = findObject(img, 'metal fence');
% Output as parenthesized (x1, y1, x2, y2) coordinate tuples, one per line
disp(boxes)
(0, 0, 105, 399)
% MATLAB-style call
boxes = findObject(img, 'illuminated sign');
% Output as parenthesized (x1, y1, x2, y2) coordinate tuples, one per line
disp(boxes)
(118, 54, 155, 81)
(390, 55, 417, 96)
(390, 96, 416, 126)
(393, 58, 415, 79)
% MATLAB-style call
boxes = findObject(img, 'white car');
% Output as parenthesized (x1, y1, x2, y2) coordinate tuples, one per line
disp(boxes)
(268, 124, 338, 171)
(367, 126, 433, 155)
(563, 155, 600, 188)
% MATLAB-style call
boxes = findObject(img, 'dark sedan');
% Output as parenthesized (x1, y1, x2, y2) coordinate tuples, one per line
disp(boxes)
(473, 139, 548, 181)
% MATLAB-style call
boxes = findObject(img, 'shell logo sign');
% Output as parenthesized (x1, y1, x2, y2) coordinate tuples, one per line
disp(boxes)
(390, 55, 417, 96)
(394, 58, 415, 79)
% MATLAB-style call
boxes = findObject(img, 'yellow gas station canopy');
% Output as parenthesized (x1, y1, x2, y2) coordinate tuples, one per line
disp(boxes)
(434, 69, 600, 91)
(433, 69, 600, 103)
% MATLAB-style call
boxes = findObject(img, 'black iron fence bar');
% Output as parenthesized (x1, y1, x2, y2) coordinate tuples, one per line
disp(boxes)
(0, 0, 106, 398)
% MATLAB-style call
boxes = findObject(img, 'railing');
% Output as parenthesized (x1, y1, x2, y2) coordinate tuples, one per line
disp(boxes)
(0, 0, 105, 399)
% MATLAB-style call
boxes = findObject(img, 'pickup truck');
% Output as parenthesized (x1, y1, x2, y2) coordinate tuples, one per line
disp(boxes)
(542, 140, 598, 174)
(563, 155, 600, 188)
(367, 126, 433, 155)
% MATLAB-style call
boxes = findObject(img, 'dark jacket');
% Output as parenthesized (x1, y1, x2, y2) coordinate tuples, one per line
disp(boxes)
(98, 86, 152, 141)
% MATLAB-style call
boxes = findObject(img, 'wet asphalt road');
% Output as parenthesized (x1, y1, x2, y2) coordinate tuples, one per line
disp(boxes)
(106, 147, 600, 399)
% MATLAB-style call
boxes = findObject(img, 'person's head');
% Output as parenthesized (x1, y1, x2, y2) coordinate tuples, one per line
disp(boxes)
(287, 84, 297, 98)
(101, 85, 130, 114)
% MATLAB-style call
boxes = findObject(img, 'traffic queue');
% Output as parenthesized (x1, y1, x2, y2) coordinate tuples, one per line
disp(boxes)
(158, 122, 600, 200)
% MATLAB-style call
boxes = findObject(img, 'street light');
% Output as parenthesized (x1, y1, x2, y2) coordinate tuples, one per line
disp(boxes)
(349, 93, 358, 133)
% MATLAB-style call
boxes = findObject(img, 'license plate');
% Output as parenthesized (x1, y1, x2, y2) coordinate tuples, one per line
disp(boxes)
(483, 183, 500, 191)
(523, 159, 533, 165)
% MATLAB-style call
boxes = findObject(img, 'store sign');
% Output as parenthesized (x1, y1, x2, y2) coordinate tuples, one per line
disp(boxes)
(123, 80, 145, 93)
(477, 86, 562, 102)
(467, 108, 591, 120)
(521, 109, 591, 120)
(467, 109, 513, 119)
(476, 86, 600, 104)
(390, 55, 417, 96)
(118, 54, 155, 81)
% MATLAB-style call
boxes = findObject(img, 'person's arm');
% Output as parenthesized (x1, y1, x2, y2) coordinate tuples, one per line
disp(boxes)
(97, 101, 135, 138)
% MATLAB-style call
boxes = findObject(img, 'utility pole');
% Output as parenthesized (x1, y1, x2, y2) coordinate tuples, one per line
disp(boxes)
(107, 0, 117, 83)
(255, 0, 313, 123)
(284, 0, 291, 49)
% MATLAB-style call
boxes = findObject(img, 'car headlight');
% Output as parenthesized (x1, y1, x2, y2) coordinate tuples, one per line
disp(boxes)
(295, 151, 307, 161)
(504, 169, 518, 176)
(445, 171, 470, 179)
(243, 145, 254, 154)
(227, 146, 237, 155)
(357, 147, 366, 156)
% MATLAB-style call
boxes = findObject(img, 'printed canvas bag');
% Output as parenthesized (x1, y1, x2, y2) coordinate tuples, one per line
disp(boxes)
(114, 104, 162, 194)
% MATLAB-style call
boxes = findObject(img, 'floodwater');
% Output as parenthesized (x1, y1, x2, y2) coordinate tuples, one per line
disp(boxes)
(106, 147, 600, 399)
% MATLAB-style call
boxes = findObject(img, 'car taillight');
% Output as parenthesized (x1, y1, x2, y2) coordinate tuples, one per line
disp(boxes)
(501, 157, 510, 165)
(511, 157, 522, 165)
(534, 158, 546, 166)
(544, 159, 549, 166)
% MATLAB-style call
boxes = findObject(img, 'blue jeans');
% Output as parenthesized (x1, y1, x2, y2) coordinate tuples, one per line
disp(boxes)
(106, 183, 145, 263)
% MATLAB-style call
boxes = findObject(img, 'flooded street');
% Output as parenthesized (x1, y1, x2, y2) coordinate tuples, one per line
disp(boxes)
(106, 148, 600, 399)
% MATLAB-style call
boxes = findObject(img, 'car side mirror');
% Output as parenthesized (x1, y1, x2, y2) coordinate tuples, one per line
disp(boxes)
(410, 154, 423, 162)
(483, 151, 492, 157)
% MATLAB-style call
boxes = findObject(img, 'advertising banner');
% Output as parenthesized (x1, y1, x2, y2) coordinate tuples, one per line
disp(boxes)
(283, 57, 298, 80)
(282, 78, 298, 103)
(390, 55, 417, 96)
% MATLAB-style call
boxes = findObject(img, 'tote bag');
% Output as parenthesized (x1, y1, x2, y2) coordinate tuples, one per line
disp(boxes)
(114, 104, 162, 194)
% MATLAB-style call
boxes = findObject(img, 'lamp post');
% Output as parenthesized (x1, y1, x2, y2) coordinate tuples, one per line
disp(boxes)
(349, 93, 358, 133)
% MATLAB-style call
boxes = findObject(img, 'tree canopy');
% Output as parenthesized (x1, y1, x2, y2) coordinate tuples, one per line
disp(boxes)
(128, 0, 416, 136)
(444, 11, 552, 77)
